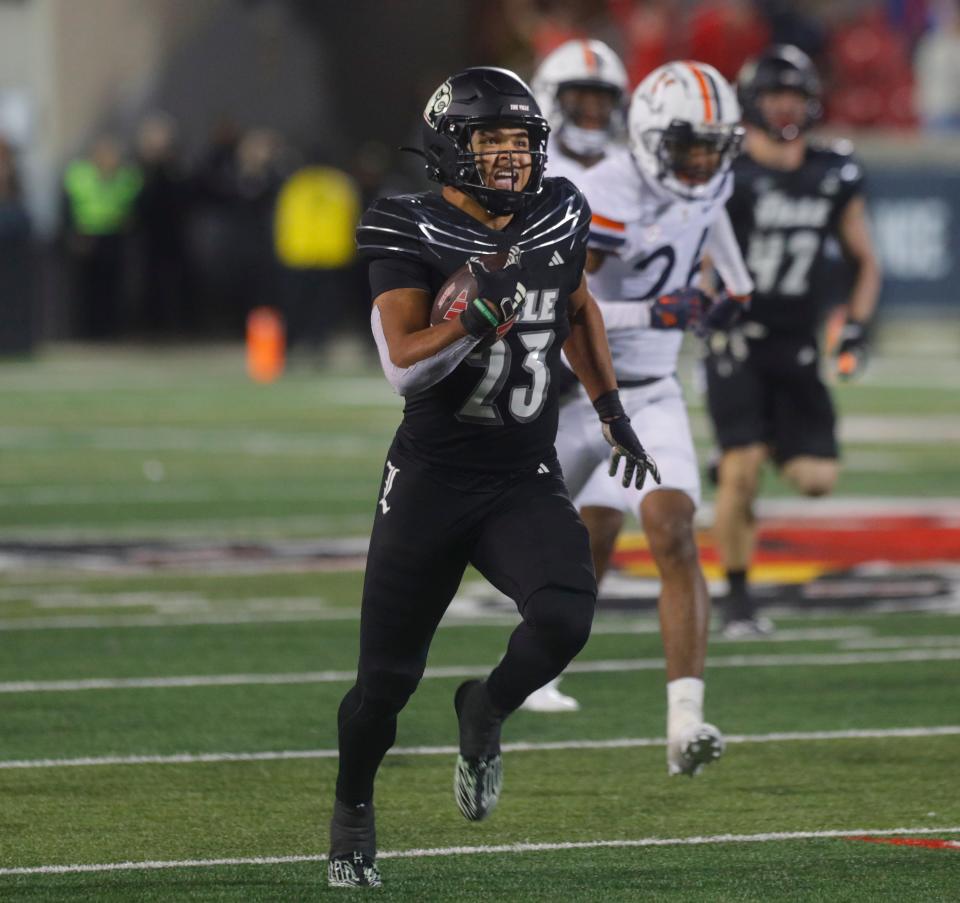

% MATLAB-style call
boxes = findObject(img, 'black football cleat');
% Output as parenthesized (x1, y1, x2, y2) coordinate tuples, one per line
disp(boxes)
(454, 679, 504, 821)
(328, 800, 382, 888)
(328, 852, 382, 889)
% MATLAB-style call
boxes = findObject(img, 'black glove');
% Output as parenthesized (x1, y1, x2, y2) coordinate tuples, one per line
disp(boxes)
(835, 319, 868, 380)
(649, 288, 709, 331)
(594, 390, 662, 490)
(460, 245, 527, 339)
(702, 292, 750, 334)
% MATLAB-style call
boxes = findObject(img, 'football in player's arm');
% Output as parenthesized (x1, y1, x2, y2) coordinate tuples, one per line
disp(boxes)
(706, 46, 882, 636)
(327, 66, 658, 890)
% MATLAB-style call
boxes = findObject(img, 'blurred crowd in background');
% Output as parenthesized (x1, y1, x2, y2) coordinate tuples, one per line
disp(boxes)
(1, 0, 959, 350)
(54, 118, 386, 348)
(488, 0, 960, 131)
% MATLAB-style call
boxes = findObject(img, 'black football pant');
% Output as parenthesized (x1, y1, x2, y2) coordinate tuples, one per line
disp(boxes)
(335, 446, 597, 806)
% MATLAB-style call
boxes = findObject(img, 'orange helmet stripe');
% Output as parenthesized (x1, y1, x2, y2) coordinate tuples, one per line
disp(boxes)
(581, 41, 598, 73)
(686, 62, 714, 123)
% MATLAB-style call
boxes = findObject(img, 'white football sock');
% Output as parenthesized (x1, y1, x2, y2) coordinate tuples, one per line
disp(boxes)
(667, 677, 704, 736)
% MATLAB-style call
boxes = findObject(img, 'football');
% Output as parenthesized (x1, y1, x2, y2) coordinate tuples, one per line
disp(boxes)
(431, 251, 514, 349)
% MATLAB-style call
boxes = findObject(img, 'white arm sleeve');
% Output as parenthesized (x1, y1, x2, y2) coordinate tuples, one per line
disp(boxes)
(705, 209, 754, 297)
(371, 306, 480, 397)
(594, 299, 652, 330)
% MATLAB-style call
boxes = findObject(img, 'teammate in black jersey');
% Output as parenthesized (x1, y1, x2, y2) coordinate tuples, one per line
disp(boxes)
(705, 46, 881, 636)
(327, 67, 660, 889)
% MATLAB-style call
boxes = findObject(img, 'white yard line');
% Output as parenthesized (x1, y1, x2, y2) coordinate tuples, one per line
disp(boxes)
(839, 415, 960, 444)
(2, 726, 958, 771)
(3, 648, 959, 695)
(839, 635, 960, 650)
(0, 612, 364, 631)
(0, 483, 373, 506)
(0, 610, 877, 639)
(0, 426, 388, 456)
(2, 826, 959, 877)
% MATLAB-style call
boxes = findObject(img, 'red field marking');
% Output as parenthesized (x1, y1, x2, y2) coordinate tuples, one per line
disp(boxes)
(845, 836, 960, 851)
(613, 514, 960, 573)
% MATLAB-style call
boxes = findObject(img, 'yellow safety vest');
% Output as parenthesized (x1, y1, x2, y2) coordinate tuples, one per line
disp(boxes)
(63, 160, 142, 236)
(274, 166, 360, 269)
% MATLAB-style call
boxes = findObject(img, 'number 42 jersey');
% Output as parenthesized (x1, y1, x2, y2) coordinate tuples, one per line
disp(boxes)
(356, 177, 591, 477)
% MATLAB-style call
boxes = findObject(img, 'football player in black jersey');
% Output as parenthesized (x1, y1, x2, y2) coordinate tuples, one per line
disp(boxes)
(705, 46, 881, 637)
(326, 67, 660, 889)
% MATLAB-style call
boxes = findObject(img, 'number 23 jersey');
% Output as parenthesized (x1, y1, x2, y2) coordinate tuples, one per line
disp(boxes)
(357, 177, 591, 477)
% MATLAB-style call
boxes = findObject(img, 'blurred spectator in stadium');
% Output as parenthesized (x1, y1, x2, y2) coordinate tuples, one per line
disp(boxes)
(825, 4, 916, 127)
(62, 135, 142, 339)
(756, 0, 827, 60)
(887, 0, 934, 47)
(0, 136, 35, 354)
(134, 112, 194, 336)
(0, 137, 29, 240)
(686, 0, 770, 81)
(191, 126, 291, 334)
(493, 0, 617, 70)
(274, 158, 361, 356)
(502, 0, 589, 59)
(231, 130, 292, 327)
(608, 0, 680, 85)
(348, 141, 412, 347)
(915, 0, 960, 131)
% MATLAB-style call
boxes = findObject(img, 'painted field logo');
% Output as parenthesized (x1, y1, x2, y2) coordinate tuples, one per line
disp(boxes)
(846, 836, 960, 852)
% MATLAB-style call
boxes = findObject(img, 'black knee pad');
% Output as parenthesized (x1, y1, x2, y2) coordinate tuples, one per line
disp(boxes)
(522, 586, 596, 661)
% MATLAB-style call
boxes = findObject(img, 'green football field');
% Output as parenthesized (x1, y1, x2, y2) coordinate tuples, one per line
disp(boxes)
(1, 323, 959, 900)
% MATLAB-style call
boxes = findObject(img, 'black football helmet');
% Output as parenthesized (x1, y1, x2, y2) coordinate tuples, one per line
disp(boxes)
(737, 45, 822, 141)
(421, 67, 550, 215)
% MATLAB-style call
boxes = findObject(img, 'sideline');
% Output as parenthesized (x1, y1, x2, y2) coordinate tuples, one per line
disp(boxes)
(3, 648, 960, 694)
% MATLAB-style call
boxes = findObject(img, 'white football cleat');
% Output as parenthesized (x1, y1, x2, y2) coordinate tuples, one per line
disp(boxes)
(668, 722, 725, 776)
(520, 678, 580, 713)
(722, 616, 775, 640)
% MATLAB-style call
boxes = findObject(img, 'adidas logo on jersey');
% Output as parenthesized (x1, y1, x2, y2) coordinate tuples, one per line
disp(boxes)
(548, 251, 564, 266)
(537, 462, 550, 474)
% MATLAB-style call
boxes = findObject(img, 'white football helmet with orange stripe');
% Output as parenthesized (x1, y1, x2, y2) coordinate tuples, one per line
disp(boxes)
(532, 39, 628, 160)
(629, 60, 743, 201)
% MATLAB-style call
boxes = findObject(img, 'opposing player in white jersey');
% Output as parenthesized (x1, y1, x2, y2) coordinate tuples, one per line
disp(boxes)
(532, 38, 629, 185)
(519, 39, 629, 714)
(558, 61, 755, 775)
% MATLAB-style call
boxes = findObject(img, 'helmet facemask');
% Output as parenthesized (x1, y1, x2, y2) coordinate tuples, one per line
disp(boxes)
(641, 120, 744, 199)
(555, 84, 623, 159)
(444, 117, 549, 215)
(755, 87, 821, 142)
